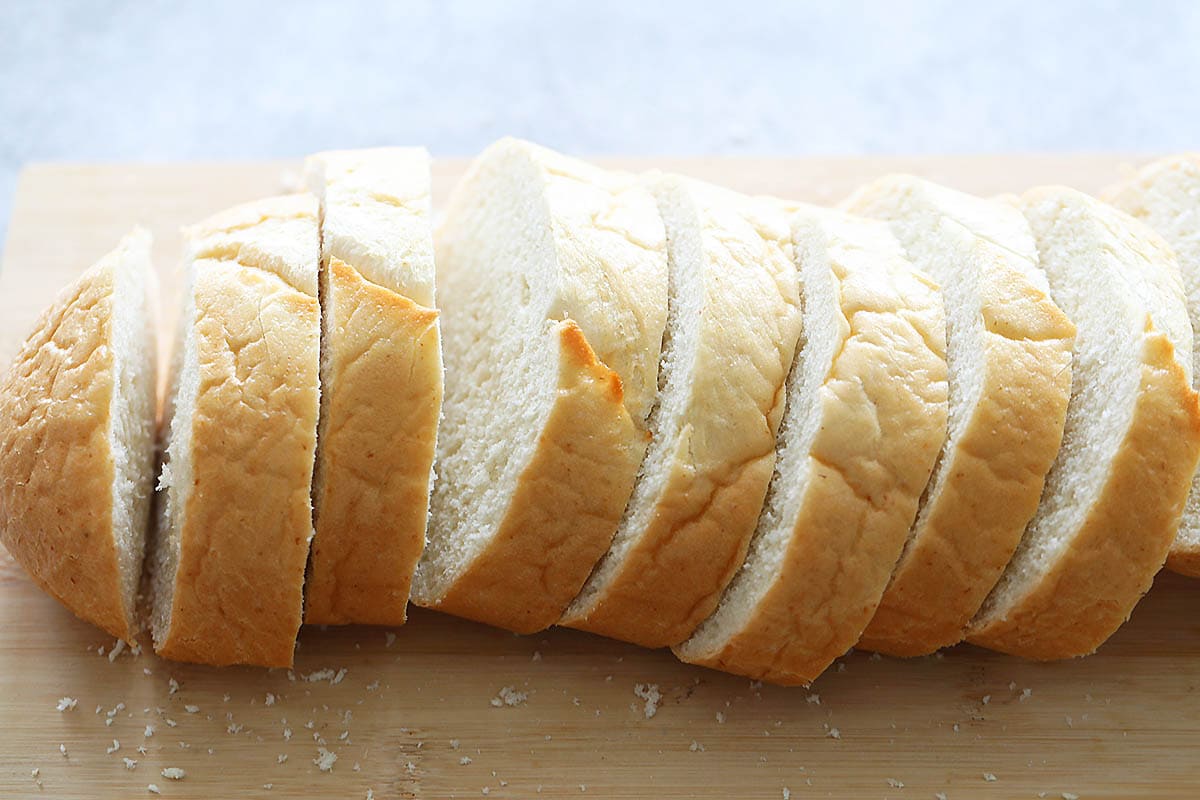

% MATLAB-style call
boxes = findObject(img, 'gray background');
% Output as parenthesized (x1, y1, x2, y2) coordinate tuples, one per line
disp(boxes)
(2, 0, 1198, 246)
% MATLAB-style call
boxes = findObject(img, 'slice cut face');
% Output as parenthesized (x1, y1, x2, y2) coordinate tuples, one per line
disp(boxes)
(0, 230, 157, 642)
(1105, 155, 1200, 576)
(674, 207, 948, 685)
(844, 176, 1075, 657)
(150, 195, 321, 668)
(968, 186, 1200, 659)
(560, 176, 802, 648)
(412, 138, 668, 634)
(303, 148, 442, 626)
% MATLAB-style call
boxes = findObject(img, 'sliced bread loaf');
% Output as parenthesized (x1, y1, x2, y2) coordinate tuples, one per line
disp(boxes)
(560, 175, 803, 648)
(303, 148, 442, 625)
(150, 195, 321, 667)
(968, 186, 1200, 658)
(673, 207, 947, 685)
(412, 138, 668, 634)
(0, 231, 157, 642)
(1105, 155, 1200, 576)
(843, 176, 1075, 657)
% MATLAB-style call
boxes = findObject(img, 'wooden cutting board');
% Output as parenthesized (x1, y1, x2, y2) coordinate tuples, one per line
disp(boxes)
(1, 156, 1198, 800)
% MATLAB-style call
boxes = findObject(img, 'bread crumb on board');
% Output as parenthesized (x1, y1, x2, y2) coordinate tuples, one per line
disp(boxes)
(491, 686, 528, 707)
(56, 697, 78, 712)
(633, 684, 661, 719)
(983, 772, 998, 782)
(123, 757, 137, 770)
(887, 778, 904, 788)
(106, 739, 120, 754)
(147, 785, 160, 795)
(314, 747, 338, 772)
(161, 767, 186, 780)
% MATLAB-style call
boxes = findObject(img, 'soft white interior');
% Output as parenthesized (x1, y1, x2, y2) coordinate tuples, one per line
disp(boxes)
(108, 237, 158, 637)
(566, 178, 704, 614)
(976, 192, 1183, 621)
(1115, 163, 1200, 548)
(678, 217, 835, 656)
(149, 262, 200, 644)
(412, 148, 563, 602)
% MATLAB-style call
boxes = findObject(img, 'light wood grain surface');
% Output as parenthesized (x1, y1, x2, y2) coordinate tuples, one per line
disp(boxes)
(1, 156, 1197, 800)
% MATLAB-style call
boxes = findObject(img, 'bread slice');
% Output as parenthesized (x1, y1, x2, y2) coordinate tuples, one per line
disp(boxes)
(0, 231, 157, 642)
(967, 186, 1200, 659)
(843, 176, 1076, 657)
(412, 138, 668, 634)
(150, 195, 321, 667)
(302, 148, 442, 626)
(1105, 155, 1200, 576)
(560, 176, 802, 647)
(673, 208, 948, 685)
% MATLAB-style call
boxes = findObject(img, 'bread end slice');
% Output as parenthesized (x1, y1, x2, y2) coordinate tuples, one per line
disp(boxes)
(0, 230, 157, 643)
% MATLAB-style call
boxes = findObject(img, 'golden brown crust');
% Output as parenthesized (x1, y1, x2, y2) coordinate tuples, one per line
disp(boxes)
(304, 259, 441, 625)
(676, 240, 949, 685)
(427, 321, 642, 634)
(967, 332, 1200, 658)
(562, 451, 777, 648)
(860, 254, 1075, 657)
(0, 262, 130, 640)
(156, 263, 319, 667)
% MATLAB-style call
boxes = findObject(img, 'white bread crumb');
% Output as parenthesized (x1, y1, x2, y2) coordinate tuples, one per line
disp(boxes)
(460, 756, 473, 765)
(936, 793, 948, 800)
(123, 757, 137, 770)
(184, 705, 199, 714)
(144, 724, 155, 737)
(532, 651, 542, 662)
(1062, 793, 1079, 800)
(314, 747, 337, 772)
(147, 785, 160, 794)
(806, 694, 820, 705)
(265, 693, 276, 706)
(827, 727, 841, 740)
(688, 741, 704, 752)
(59, 744, 67, 757)
(168, 678, 179, 694)
(277, 754, 288, 764)
(1020, 688, 1032, 702)
(887, 778, 904, 788)
(106, 739, 120, 754)
(450, 739, 461, 749)
(108, 640, 126, 662)
(161, 768, 185, 780)
(782, 790, 790, 800)
(491, 687, 528, 707)
(982, 695, 991, 705)
(633, 684, 661, 719)
(983, 773, 998, 782)
(715, 712, 726, 724)
(56, 697, 77, 712)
